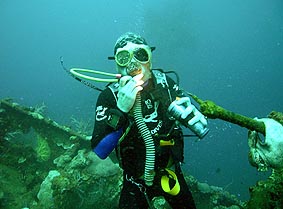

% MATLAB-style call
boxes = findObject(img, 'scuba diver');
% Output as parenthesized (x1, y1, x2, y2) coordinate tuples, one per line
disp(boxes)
(91, 32, 209, 209)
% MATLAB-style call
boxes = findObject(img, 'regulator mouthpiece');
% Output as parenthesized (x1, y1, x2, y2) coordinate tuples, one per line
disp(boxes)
(126, 62, 143, 77)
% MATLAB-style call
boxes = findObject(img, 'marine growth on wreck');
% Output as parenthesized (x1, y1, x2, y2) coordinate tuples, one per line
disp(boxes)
(0, 98, 282, 209)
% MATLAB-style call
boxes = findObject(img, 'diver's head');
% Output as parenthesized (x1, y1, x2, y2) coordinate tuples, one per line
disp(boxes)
(114, 32, 153, 80)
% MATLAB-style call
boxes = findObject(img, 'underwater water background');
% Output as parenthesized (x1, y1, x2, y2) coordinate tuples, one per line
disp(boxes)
(0, 0, 282, 201)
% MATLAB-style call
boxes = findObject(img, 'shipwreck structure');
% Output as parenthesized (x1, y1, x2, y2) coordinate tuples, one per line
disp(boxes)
(0, 98, 282, 209)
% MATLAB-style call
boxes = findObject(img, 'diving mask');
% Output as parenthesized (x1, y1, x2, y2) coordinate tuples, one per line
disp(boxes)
(115, 43, 152, 67)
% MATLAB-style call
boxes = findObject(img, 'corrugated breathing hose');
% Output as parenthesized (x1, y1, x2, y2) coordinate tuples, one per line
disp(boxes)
(134, 92, 156, 186)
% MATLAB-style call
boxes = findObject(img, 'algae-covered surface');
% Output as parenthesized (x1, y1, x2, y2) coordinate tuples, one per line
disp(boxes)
(0, 99, 242, 209)
(1, 99, 282, 209)
(0, 99, 122, 209)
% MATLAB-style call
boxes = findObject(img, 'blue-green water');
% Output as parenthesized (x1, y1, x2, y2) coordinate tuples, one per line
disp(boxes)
(0, 0, 282, 201)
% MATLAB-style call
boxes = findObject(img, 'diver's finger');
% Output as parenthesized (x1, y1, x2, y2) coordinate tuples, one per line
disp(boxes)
(119, 76, 132, 87)
(123, 74, 144, 91)
(132, 85, 143, 96)
(132, 73, 144, 82)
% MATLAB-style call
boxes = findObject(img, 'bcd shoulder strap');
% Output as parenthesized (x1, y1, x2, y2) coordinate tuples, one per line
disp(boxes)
(152, 69, 169, 88)
(151, 69, 173, 105)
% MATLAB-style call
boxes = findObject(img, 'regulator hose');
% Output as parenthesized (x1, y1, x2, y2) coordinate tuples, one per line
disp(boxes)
(134, 93, 156, 186)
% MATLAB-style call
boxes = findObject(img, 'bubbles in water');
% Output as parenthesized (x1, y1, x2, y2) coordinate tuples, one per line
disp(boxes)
(133, 0, 145, 34)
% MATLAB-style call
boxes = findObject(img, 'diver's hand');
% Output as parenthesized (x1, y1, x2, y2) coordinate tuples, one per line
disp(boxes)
(175, 97, 207, 126)
(117, 74, 144, 113)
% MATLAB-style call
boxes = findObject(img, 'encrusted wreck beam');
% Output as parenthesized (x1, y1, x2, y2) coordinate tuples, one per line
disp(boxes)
(188, 94, 266, 135)
(0, 99, 89, 143)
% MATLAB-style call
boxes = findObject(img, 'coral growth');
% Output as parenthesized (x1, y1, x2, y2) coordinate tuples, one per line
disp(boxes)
(3, 100, 282, 209)
(35, 134, 51, 162)
(70, 116, 92, 135)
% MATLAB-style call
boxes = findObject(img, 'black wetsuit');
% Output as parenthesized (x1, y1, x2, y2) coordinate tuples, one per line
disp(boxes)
(91, 71, 196, 209)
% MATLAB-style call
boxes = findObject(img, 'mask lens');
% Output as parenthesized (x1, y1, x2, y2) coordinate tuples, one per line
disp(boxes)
(134, 48, 149, 62)
(116, 50, 131, 66)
